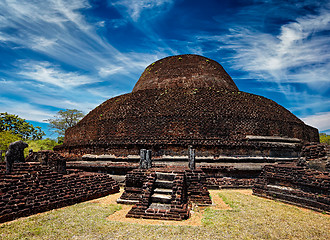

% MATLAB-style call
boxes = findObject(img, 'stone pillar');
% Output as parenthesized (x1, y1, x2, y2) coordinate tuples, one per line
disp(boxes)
(188, 146, 196, 170)
(146, 150, 152, 169)
(139, 149, 147, 169)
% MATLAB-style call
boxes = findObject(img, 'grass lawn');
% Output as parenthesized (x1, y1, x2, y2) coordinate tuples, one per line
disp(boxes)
(0, 189, 329, 240)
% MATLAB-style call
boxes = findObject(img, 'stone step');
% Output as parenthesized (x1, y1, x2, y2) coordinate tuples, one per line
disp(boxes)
(154, 180, 173, 189)
(154, 188, 172, 195)
(151, 193, 172, 204)
(156, 172, 176, 181)
(148, 203, 171, 210)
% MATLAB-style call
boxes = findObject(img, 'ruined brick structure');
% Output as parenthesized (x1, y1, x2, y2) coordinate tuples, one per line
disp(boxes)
(54, 54, 319, 188)
(253, 164, 329, 213)
(0, 162, 119, 223)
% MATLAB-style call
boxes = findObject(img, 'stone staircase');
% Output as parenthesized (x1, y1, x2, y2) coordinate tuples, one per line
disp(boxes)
(124, 168, 212, 220)
(126, 170, 191, 220)
(149, 172, 174, 209)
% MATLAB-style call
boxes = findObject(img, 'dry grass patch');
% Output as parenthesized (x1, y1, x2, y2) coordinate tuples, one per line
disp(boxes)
(0, 189, 329, 240)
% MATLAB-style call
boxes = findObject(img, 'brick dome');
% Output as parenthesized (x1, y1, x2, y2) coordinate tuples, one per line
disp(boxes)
(59, 55, 319, 158)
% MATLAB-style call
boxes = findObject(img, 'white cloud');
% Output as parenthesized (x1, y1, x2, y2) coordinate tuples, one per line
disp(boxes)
(110, 0, 176, 55)
(302, 112, 330, 132)
(18, 61, 95, 88)
(0, 78, 102, 119)
(98, 65, 124, 78)
(96, 21, 105, 27)
(0, 97, 54, 122)
(30, 36, 58, 50)
(111, 0, 173, 22)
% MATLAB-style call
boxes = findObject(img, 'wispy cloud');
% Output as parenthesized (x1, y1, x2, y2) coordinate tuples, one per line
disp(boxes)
(0, 97, 54, 122)
(18, 61, 95, 88)
(110, 0, 177, 56)
(302, 112, 330, 133)
(111, 0, 174, 22)
(98, 65, 124, 78)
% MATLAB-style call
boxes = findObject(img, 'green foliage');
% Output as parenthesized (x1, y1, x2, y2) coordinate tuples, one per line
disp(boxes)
(46, 109, 85, 137)
(0, 112, 45, 140)
(57, 136, 64, 144)
(24, 138, 59, 157)
(320, 133, 330, 145)
(25, 138, 59, 153)
(0, 131, 22, 161)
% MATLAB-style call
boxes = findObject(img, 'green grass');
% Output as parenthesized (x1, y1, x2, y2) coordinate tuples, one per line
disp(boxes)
(1, 190, 329, 240)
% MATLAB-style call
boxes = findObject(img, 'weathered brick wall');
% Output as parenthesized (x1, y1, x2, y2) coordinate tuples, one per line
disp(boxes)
(253, 164, 330, 213)
(0, 162, 119, 223)
(126, 172, 157, 218)
(201, 165, 258, 188)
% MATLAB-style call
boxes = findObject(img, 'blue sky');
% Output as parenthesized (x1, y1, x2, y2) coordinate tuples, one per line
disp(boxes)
(0, 0, 329, 139)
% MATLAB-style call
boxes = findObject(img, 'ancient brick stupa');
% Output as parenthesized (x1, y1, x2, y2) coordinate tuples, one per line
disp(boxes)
(56, 54, 318, 164)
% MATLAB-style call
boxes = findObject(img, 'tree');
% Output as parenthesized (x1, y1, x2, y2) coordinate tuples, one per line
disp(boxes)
(0, 112, 45, 140)
(320, 133, 330, 145)
(46, 109, 85, 137)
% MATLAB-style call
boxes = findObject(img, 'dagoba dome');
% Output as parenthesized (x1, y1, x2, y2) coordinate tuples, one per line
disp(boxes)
(133, 54, 238, 92)
(58, 54, 319, 159)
